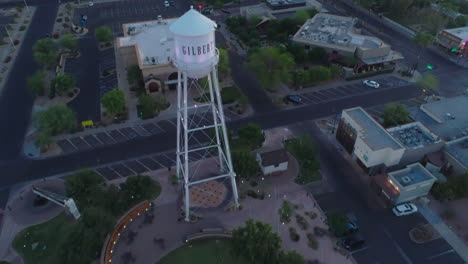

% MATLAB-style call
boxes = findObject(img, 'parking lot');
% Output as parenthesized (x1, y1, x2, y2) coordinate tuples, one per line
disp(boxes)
(98, 48, 117, 97)
(288, 76, 409, 107)
(93, 147, 217, 181)
(55, 110, 239, 155)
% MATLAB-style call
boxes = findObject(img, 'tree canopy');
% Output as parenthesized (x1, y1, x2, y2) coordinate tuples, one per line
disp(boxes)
(246, 47, 295, 92)
(27, 70, 46, 96)
(35, 104, 76, 135)
(94, 26, 113, 43)
(33, 38, 58, 67)
(60, 34, 78, 51)
(278, 250, 307, 264)
(52, 73, 75, 94)
(127, 65, 142, 85)
(101, 89, 126, 116)
(237, 123, 265, 149)
(381, 103, 412, 127)
(308, 47, 327, 63)
(119, 174, 161, 204)
(231, 220, 282, 264)
(413, 32, 434, 48)
(416, 74, 438, 94)
(218, 47, 231, 76)
(232, 150, 258, 179)
(326, 212, 348, 237)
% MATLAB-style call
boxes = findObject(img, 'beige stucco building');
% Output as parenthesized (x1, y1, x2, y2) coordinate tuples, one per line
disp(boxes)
(117, 18, 179, 94)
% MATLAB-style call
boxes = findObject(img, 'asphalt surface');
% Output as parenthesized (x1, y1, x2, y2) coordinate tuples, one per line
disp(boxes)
(305, 123, 464, 264)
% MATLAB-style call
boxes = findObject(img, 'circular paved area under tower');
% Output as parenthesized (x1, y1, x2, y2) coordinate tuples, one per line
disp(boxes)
(189, 180, 227, 208)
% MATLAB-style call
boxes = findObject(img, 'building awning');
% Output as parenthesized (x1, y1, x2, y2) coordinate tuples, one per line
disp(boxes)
(360, 50, 404, 65)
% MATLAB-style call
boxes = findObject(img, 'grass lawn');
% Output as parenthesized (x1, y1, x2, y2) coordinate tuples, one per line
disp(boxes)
(194, 86, 242, 104)
(12, 213, 74, 264)
(157, 240, 246, 264)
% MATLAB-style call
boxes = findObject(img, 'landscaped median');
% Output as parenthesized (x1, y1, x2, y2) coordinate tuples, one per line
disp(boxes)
(12, 170, 161, 264)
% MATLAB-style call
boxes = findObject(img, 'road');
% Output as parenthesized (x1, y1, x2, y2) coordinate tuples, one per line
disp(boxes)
(304, 122, 464, 264)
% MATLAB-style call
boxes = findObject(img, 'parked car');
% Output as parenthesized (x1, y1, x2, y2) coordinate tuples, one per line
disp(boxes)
(363, 80, 380, 89)
(285, 95, 302, 104)
(164, 1, 170, 7)
(169, 0, 175, 6)
(88, 1, 94, 7)
(392, 203, 418, 216)
(341, 232, 365, 251)
(221, 9, 231, 14)
(345, 213, 359, 234)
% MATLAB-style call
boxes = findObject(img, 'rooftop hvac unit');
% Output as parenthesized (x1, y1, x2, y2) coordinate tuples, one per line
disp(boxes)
(401, 176, 412, 184)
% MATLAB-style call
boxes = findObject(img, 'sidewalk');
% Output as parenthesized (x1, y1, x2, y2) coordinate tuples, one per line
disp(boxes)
(417, 202, 468, 263)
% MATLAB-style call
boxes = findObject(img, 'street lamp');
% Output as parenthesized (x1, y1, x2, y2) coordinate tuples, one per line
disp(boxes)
(23, 0, 30, 12)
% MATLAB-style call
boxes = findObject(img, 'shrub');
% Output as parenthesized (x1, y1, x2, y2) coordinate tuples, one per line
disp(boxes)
(19, 25, 26, 31)
(246, 189, 265, 199)
(249, 180, 258, 187)
(4, 56, 11, 63)
(24, 20, 29, 24)
(289, 227, 300, 242)
(53, 33, 60, 39)
(305, 211, 318, 219)
(13, 40, 19, 45)
(170, 174, 179, 185)
(307, 233, 319, 249)
(295, 214, 309, 230)
(68, 91, 74, 97)
(65, 17, 70, 22)
(56, 18, 63, 22)
(63, 23, 69, 28)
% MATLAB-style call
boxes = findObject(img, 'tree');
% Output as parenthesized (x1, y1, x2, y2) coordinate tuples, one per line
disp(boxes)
(330, 64, 342, 79)
(65, 169, 104, 207)
(120, 175, 161, 206)
(381, 103, 412, 127)
(308, 66, 331, 83)
(154, 94, 169, 112)
(94, 26, 112, 43)
(237, 123, 265, 149)
(231, 220, 282, 264)
(413, 32, 434, 49)
(278, 250, 306, 264)
(35, 104, 76, 135)
(416, 74, 438, 95)
(27, 70, 46, 96)
(33, 38, 58, 67)
(35, 133, 51, 152)
(326, 212, 348, 237)
(60, 34, 78, 51)
(246, 47, 294, 92)
(52, 73, 75, 94)
(287, 43, 307, 64)
(340, 55, 359, 67)
(218, 47, 230, 76)
(308, 47, 327, 63)
(138, 94, 158, 118)
(293, 10, 311, 24)
(101, 89, 126, 116)
(127, 64, 142, 85)
(232, 151, 258, 179)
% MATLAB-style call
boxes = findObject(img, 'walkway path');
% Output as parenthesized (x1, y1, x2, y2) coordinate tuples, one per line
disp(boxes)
(417, 202, 468, 263)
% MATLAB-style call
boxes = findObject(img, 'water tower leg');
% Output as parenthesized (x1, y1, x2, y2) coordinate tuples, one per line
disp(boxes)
(182, 72, 191, 222)
(207, 71, 224, 172)
(176, 71, 182, 182)
(184, 183, 190, 222)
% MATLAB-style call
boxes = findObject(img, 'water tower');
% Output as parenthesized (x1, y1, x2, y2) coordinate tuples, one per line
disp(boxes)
(170, 7, 239, 222)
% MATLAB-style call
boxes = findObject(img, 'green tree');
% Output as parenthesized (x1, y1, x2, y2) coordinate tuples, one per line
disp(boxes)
(326, 212, 348, 237)
(35, 104, 76, 135)
(52, 73, 75, 94)
(232, 151, 258, 179)
(65, 169, 104, 207)
(278, 250, 306, 264)
(33, 38, 58, 67)
(101, 89, 126, 116)
(35, 133, 51, 152)
(285, 136, 320, 184)
(309, 66, 331, 83)
(237, 123, 265, 149)
(138, 94, 158, 118)
(27, 70, 46, 96)
(127, 64, 142, 85)
(231, 220, 282, 264)
(120, 175, 161, 205)
(246, 47, 294, 92)
(287, 43, 307, 64)
(413, 32, 434, 48)
(416, 74, 438, 95)
(60, 34, 78, 51)
(330, 64, 342, 79)
(381, 103, 412, 127)
(218, 47, 231, 76)
(293, 10, 312, 24)
(94, 26, 112, 43)
(341, 55, 359, 67)
(308, 47, 327, 63)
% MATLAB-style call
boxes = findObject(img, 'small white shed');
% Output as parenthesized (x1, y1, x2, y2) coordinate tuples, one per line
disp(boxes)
(256, 148, 289, 175)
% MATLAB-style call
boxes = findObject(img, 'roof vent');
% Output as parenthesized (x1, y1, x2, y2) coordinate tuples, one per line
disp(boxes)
(401, 176, 412, 184)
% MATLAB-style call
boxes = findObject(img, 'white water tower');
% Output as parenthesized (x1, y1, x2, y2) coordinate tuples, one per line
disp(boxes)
(170, 7, 239, 222)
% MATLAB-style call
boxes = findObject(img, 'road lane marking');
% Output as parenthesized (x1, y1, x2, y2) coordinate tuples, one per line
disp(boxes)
(427, 249, 455, 260)
(383, 228, 413, 264)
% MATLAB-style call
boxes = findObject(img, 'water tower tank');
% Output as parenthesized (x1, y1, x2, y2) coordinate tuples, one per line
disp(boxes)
(170, 7, 218, 79)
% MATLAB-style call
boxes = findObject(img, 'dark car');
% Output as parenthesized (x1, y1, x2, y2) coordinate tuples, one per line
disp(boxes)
(345, 212, 359, 234)
(221, 9, 231, 14)
(341, 232, 365, 251)
(169, 1, 175, 6)
(285, 95, 302, 104)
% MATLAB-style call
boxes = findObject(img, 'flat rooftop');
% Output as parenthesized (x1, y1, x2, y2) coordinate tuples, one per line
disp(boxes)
(345, 107, 403, 150)
(417, 96, 468, 140)
(446, 136, 468, 169)
(389, 163, 436, 188)
(119, 18, 177, 66)
(444, 26, 468, 41)
(388, 122, 439, 149)
(292, 13, 386, 52)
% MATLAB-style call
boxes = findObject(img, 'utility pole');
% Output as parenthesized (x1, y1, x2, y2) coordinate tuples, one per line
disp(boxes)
(4, 25, 15, 51)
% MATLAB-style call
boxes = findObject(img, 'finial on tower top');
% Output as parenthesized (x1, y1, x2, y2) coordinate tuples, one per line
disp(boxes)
(190, 5, 193, 9)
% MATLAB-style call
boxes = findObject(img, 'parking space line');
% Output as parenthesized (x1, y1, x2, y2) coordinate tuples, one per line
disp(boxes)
(108, 166, 123, 178)
(426, 249, 455, 260)
(350, 246, 369, 255)
(298, 95, 315, 104)
(318, 89, 338, 98)
(135, 159, 152, 171)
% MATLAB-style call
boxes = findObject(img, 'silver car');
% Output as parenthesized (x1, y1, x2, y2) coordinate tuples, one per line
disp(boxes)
(392, 203, 418, 216)
(363, 80, 380, 89)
